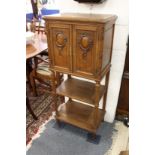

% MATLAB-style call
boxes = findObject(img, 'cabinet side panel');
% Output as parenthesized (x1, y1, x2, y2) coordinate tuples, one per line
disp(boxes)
(101, 27, 114, 71)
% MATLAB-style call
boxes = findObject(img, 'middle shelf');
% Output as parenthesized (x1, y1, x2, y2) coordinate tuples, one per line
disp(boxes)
(56, 78, 106, 106)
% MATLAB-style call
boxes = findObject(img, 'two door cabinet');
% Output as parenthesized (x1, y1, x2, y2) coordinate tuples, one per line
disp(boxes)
(44, 13, 117, 135)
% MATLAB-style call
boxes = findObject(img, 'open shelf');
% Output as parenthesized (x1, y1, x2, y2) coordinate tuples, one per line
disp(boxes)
(56, 78, 105, 105)
(56, 100, 104, 133)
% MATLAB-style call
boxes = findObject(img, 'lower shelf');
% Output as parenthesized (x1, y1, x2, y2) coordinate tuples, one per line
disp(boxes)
(56, 100, 105, 133)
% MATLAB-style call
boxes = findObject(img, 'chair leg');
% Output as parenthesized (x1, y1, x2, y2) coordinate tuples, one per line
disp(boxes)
(26, 60, 33, 90)
(30, 72, 37, 96)
(26, 96, 37, 120)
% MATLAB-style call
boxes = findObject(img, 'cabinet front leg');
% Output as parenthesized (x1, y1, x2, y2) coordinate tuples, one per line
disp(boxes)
(56, 72, 65, 104)
(102, 70, 110, 113)
(94, 81, 100, 127)
(51, 71, 58, 115)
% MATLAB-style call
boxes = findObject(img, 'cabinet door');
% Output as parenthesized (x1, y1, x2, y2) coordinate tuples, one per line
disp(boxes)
(48, 23, 72, 72)
(73, 25, 98, 77)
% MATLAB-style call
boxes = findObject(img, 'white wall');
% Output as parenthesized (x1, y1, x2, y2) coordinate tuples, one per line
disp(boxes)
(45, 0, 129, 123)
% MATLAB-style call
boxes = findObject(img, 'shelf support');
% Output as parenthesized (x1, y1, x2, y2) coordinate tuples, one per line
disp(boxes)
(56, 72, 61, 86)
(67, 74, 72, 102)
(56, 72, 65, 103)
(67, 74, 71, 79)
(94, 81, 100, 127)
(51, 70, 58, 116)
(102, 70, 110, 114)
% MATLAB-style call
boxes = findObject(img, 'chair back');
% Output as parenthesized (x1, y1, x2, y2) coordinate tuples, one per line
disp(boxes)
(26, 13, 34, 22)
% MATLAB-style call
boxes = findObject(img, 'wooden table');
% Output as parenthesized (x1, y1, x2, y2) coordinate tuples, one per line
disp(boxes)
(26, 33, 47, 119)
(26, 33, 48, 86)
(26, 33, 47, 59)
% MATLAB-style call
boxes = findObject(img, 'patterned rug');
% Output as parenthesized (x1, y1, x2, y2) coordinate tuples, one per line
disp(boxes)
(26, 83, 55, 145)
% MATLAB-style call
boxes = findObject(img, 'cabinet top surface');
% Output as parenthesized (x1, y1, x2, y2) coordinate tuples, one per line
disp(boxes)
(43, 13, 117, 23)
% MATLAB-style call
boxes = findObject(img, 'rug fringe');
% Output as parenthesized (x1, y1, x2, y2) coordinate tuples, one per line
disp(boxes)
(26, 112, 55, 151)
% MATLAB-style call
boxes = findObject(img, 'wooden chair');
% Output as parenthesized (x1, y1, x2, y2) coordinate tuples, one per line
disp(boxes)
(29, 55, 63, 97)
(36, 9, 60, 34)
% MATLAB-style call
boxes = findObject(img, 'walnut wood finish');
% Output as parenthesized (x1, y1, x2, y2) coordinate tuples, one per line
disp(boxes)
(26, 33, 47, 59)
(44, 13, 117, 81)
(29, 56, 63, 97)
(44, 13, 117, 135)
(26, 33, 48, 91)
(49, 24, 72, 72)
(56, 78, 105, 105)
(57, 100, 104, 133)
(43, 13, 117, 24)
(73, 25, 97, 77)
(26, 34, 48, 120)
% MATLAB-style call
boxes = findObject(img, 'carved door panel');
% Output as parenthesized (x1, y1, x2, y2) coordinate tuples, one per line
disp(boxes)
(73, 25, 97, 77)
(48, 24, 72, 72)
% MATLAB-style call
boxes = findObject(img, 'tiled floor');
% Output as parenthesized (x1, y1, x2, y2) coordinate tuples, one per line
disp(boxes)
(106, 121, 129, 155)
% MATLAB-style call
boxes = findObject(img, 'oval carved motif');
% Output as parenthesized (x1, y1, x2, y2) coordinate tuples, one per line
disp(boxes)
(81, 36, 89, 48)
(56, 33, 65, 45)
(55, 32, 67, 52)
(79, 34, 93, 60)
(79, 35, 93, 52)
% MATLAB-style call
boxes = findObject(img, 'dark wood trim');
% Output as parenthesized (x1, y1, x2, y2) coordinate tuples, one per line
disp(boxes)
(116, 37, 129, 116)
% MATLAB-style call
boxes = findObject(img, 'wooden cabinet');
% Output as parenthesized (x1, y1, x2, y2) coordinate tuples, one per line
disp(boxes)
(44, 13, 117, 135)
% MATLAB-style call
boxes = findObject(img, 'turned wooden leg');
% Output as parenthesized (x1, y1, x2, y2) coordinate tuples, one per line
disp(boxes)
(51, 71, 58, 115)
(56, 72, 61, 86)
(26, 96, 37, 120)
(94, 81, 100, 127)
(102, 71, 110, 113)
(101, 71, 110, 122)
(56, 72, 64, 104)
